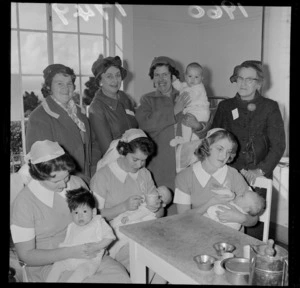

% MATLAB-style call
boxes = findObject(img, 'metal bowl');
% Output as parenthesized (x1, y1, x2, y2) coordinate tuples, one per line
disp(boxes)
(221, 257, 250, 285)
(193, 254, 216, 271)
(213, 242, 236, 256)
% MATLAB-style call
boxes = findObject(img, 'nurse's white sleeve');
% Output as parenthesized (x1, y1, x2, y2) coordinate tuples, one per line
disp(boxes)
(173, 188, 191, 205)
(10, 224, 35, 243)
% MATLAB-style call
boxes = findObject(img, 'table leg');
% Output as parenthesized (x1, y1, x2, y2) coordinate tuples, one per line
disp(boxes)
(128, 239, 147, 283)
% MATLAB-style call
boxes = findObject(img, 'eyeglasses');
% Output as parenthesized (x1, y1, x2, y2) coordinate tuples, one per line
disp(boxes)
(153, 72, 171, 80)
(236, 76, 258, 85)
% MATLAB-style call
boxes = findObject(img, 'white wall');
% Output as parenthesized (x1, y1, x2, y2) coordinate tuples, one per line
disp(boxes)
(262, 7, 290, 157)
(130, 5, 263, 103)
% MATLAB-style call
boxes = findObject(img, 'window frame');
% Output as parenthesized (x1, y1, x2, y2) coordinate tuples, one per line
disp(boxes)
(11, 2, 119, 164)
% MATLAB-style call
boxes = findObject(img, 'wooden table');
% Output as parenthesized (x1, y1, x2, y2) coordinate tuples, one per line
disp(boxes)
(119, 212, 263, 284)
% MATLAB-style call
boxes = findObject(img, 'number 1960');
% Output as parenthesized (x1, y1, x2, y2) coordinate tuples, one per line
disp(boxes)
(188, 1, 248, 20)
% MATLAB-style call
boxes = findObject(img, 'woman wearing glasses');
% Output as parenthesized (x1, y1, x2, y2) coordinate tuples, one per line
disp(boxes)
(211, 60, 285, 184)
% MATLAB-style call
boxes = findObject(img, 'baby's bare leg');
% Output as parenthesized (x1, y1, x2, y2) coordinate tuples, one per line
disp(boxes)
(67, 261, 98, 283)
(45, 261, 66, 282)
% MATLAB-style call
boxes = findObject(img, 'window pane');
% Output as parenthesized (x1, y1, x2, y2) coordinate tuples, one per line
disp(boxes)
(80, 35, 104, 75)
(11, 3, 17, 28)
(53, 33, 79, 73)
(11, 31, 19, 74)
(115, 46, 123, 60)
(20, 32, 48, 74)
(19, 3, 47, 30)
(105, 17, 109, 54)
(22, 76, 44, 117)
(52, 3, 78, 32)
(115, 16, 123, 50)
(11, 74, 22, 121)
(78, 4, 104, 34)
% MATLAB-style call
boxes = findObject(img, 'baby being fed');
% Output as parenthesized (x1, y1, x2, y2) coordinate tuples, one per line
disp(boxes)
(205, 188, 265, 231)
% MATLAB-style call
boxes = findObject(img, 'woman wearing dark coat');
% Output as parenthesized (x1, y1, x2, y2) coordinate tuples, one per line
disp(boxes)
(88, 55, 138, 175)
(212, 60, 286, 184)
(26, 64, 92, 184)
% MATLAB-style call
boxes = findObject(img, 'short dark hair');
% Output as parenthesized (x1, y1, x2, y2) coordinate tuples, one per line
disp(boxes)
(148, 63, 180, 80)
(66, 187, 96, 212)
(117, 137, 155, 157)
(28, 153, 76, 181)
(195, 130, 238, 163)
(41, 65, 76, 98)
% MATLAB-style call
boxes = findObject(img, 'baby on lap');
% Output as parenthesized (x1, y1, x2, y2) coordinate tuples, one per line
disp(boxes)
(109, 186, 172, 258)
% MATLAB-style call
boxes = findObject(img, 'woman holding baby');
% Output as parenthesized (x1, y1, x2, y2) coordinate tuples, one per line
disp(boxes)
(174, 128, 258, 228)
(90, 128, 171, 283)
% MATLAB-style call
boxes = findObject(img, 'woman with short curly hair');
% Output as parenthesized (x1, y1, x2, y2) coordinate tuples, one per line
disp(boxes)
(26, 63, 92, 184)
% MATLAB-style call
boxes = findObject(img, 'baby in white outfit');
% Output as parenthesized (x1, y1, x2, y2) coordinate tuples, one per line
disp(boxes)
(171, 62, 210, 146)
(46, 187, 115, 283)
(109, 186, 172, 258)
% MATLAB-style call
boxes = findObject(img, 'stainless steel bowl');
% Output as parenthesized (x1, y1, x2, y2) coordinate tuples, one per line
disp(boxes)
(193, 254, 216, 271)
(221, 257, 250, 285)
(213, 242, 236, 256)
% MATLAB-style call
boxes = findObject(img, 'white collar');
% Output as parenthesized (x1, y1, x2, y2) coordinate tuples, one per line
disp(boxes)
(28, 179, 67, 208)
(192, 161, 228, 187)
(108, 161, 139, 183)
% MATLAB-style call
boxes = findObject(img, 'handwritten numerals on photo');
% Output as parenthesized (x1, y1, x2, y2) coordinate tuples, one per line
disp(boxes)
(52, 3, 127, 26)
(188, 1, 248, 20)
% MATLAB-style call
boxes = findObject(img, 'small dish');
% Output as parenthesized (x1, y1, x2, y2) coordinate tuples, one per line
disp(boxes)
(213, 242, 236, 257)
(193, 254, 216, 271)
(221, 257, 250, 285)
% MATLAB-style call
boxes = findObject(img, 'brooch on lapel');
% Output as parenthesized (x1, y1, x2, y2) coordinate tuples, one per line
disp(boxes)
(247, 103, 256, 112)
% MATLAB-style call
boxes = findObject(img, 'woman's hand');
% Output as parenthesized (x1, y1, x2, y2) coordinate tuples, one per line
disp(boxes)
(216, 203, 247, 224)
(84, 242, 102, 256)
(182, 113, 205, 130)
(174, 92, 190, 115)
(124, 195, 143, 211)
(71, 243, 98, 259)
(147, 198, 162, 212)
(240, 168, 264, 185)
